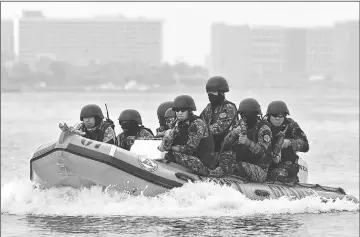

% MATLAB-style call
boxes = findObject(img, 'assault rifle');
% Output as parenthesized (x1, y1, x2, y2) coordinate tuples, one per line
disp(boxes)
(272, 124, 289, 163)
(219, 118, 247, 153)
(105, 103, 115, 130)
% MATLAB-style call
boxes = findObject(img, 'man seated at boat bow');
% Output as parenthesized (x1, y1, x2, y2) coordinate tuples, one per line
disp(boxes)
(59, 104, 116, 144)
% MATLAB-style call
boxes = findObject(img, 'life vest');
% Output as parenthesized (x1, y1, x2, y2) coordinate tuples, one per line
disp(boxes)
(233, 120, 272, 169)
(81, 121, 115, 144)
(172, 115, 216, 169)
(270, 118, 299, 163)
(206, 100, 238, 152)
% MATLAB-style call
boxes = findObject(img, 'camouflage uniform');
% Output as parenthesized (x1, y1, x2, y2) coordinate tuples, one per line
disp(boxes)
(267, 118, 309, 182)
(155, 126, 168, 138)
(116, 109, 154, 150)
(59, 104, 116, 144)
(117, 127, 154, 151)
(161, 117, 212, 176)
(210, 118, 273, 182)
(71, 121, 117, 144)
(155, 101, 174, 138)
(200, 99, 238, 162)
(156, 108, 176, 138)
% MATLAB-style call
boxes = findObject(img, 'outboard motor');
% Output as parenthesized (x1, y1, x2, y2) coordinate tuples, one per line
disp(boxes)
(297, 157, 308, 183)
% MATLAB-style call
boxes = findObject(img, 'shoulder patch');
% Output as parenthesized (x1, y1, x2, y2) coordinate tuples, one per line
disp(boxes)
(263, 134, 271, 142)
(219, 113, 227, 119)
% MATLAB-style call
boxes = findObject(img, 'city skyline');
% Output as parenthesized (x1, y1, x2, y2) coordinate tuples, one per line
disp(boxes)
(210, 21, 359, 85)
(17, 11, 163, 66)
(1, 2, 359, 66)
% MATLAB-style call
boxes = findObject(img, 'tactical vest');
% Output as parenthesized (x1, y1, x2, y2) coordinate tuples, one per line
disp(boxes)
(207, 100, 238, 152)
(117, 125, 154, 150)
(81, 121, 115, 144)
(233, 120, 272, 169)
(270, 118, 299, 163)
(172, 115, 217, 169)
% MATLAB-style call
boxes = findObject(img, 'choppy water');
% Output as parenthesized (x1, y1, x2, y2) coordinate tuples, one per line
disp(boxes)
(1, 87, 359, 236)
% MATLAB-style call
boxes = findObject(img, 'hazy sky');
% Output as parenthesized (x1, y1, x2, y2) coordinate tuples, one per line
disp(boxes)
(1, 2, 359, 66)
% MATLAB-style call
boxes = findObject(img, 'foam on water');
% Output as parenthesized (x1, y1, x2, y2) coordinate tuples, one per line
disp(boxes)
(1, 178, 358, 218)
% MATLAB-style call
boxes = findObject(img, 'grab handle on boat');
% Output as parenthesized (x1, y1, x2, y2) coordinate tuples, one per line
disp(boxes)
(175, 172, 196, 183)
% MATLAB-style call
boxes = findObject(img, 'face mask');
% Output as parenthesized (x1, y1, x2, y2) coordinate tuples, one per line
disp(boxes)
(120, 121, 138, 135)
(242, 112, 258, 129)
(208, 93, 225, 106)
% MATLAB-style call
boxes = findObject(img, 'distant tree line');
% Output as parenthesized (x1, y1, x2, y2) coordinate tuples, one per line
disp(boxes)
(1, 54, 209, 88)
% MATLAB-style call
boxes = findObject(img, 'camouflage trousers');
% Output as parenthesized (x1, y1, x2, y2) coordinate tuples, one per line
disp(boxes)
(208, 152, 220, 169)
(209, 151, 268, 182)
(166, 152, 210, 176)
(267, 161, 299, 183)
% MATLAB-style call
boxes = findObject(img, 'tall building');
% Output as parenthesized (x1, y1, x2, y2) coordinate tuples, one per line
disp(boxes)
(283, 28, 307, 79)
(305, 26, 334, 77)
(210, 23, 251, 85)
(211, 24, 289, 86)
(249, 26, 287, 85)
(1, 19, 15, 61)
(18, 11, 163, 66)
(333, 20, 359, 85)
(210, 20, 359, 87)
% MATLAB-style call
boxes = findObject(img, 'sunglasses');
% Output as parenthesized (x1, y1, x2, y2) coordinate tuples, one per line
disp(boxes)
(173, 108, 188, 112)
(119, 121, 133, 125)
(271, 114, 285, 118)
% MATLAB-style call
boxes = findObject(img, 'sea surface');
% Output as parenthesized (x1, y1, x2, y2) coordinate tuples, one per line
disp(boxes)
(1, 87, 359, 236)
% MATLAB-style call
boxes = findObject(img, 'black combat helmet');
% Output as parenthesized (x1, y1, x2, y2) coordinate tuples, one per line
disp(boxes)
(205, 76, 229, 93)
(80, 104, 104, 121)
(118, 109, 142, 125)
(238, 98, 262, 115)
(164, 108, 176, 118)
(157, 101, 174, 117)
(266, 101, 290, 116)
(173, 95, 197, 111)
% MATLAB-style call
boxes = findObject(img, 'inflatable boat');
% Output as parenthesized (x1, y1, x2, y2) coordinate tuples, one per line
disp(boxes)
(30, 131, 358, 203)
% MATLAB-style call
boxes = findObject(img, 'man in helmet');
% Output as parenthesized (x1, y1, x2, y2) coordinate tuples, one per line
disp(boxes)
(265, 101, 309, 183)
(155, 101, 174, 137)
(116, 109, 154, 151)
(209, 98, 273, 183)
(59, 104, 116, 144)
(200, 76, 238, 165)
(158, 95, 216, 176)
(164, 108, 176, 130)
